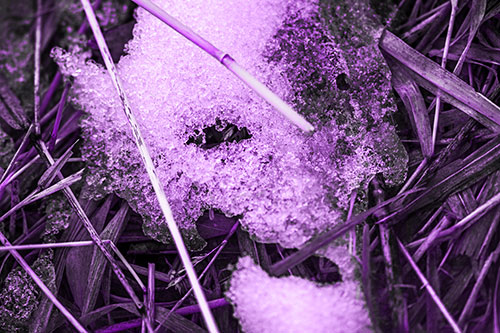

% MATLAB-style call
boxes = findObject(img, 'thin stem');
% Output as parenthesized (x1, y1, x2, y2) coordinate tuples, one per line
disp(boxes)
(431, 0, 458, 152)
(129, 0, 314, 133)
(32, 139, 145, 313)
(396, 237, 461, 333)
(48, 83, 70, 152)
(147, 263, 156, 329)
(78, 1, 218, 331)
(156, 221, 239, 332)
(34, 0, 42, 135)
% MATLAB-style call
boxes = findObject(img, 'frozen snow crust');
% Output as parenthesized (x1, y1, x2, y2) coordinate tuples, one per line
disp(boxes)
(226, 256, 372, 333)
(55, 0, 407, 249)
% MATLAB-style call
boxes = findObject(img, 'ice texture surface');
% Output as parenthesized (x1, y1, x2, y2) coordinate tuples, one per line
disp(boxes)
(0, 252, 55, 332)
(226, 256, 372, 333)
(55, 0, 407, 249)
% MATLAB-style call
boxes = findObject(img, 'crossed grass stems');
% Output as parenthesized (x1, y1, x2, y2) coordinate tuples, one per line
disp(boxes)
(0, 0, 500, 332)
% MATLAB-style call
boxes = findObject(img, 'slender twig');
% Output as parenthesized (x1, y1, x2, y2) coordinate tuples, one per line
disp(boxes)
(78, 1, 218, 331)
(0, 231, 87, 332)
(396, 237, 462, 333)
(129, 0, 314, 133)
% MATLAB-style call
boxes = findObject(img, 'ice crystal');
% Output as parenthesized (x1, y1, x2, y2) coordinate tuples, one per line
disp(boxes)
(0, 252, 56, 332)
(226, 256, 372, 333)
(55, 0, 407, 249)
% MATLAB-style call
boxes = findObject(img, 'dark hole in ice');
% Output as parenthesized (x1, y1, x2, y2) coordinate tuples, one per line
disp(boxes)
(186, 122, 252, 149)
(336, 73, 350, 90)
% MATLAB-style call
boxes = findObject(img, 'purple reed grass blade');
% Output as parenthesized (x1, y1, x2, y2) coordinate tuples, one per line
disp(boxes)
(78, 1, 218, 331)
(0, 169, 83, 223)
(453, 0, 486, 75)
(396, 237, 462, 333)
(0, 124, 33, 184)
(0, 73, 29, 130)
(494, 268, 500, 333)
(39, 1, 102, 117)
(361, 223, 372, 311)
(458, 241, 500, 325)
(32, 139, 144, 313)
(147, 263, 156, 329)
(0, 240, 109, 251)
(37, 140, 77, 190)
(269, 189, 420, 276)
(33, 0, 42, 135)
(129, 0, 313, 133)
(387, 57, 432, 157)
(0, 231, 87, 332)
(48, 83, 70, 153)
(431, 0, 457, 152)
(156, 221, 239, 332)
(379, 30, 500, 131)
(434, 191, 500, 240)
(82, 202, 130, 314)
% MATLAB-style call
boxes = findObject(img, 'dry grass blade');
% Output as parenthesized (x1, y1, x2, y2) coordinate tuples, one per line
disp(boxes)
(78, 0, 218, 331)
(433, 190, 500, 241)
(0, 240, 111, 251)
(494, 268, 500, 333)
(0, 125, 33, 184)
(37, 140, 78, 190)
(458, 240, 500, 326)
(396, 237, 461, 333)
(0, 169, 83, 223)
(430, 0, 457, 151)
(379, 30, 500, 131)
(387, 135, 500, 224)
(85, 303, 207, 333)
(269, 190, 418, 276)
(147, 263, 156, 329)
(387, 57, 432, 157)
(0, 73, 29, 130)
(31, 139, 144, 313)
(156, 221, 238, 332)
(34, 0, 42, 134)
(452, 0, 486, 75)
(82, 202, 129, 314)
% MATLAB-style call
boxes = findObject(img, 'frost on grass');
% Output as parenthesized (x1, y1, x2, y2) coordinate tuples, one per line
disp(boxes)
(0, 252, 56, 332)
(53, 0, 407, 249)
(226, 256, 372, 333)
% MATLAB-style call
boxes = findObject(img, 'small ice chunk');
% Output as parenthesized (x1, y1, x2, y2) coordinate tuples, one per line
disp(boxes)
(226, 256, 372, 333)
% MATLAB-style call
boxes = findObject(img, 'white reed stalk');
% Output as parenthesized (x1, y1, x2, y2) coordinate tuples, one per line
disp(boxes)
(78, 1, 219, 332)
(34, 0, 42, 134)
(129, 0, 314, 133)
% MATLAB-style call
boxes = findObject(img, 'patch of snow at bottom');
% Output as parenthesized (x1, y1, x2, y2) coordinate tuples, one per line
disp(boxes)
(226, 256, 372, 333)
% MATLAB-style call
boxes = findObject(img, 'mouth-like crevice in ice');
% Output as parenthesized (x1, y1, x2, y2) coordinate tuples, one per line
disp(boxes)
(186, 119, 252, 149)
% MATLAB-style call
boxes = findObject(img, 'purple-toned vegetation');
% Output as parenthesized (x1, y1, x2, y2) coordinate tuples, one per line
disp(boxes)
(0, 0, 499, 332)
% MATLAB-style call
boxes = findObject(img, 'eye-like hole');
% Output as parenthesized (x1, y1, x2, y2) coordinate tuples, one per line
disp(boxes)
(186, 121, 252, 149)
(336, 73, 350, 91)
